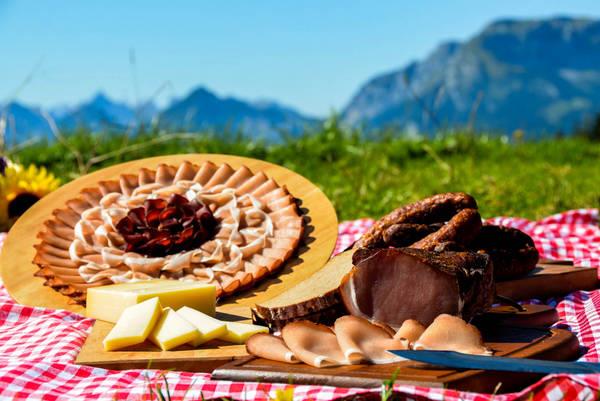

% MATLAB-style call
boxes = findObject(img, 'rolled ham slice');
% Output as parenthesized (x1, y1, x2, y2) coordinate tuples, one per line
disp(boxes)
(246, 333, 299, 364)
(333, 316, 407, 364)
(393, 319, 426, 349)
(414, 314, 492, 355)
(281, 321, 347, 368)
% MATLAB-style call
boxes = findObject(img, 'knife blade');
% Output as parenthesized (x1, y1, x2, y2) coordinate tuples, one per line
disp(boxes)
(389, 350, 600, 375)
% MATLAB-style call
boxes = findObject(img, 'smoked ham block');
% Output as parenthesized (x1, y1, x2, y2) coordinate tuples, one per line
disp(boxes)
(340, 248, 494, 328)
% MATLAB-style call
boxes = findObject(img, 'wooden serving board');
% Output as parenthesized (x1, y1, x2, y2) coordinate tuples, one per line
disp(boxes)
(0, 154, 339, 370)
(75, 303, 561, 372)
(77, 307, 255, 372)
(497, 262, 598, 300)
(74, 254, 596, 372)
(212, 327, 580, 394)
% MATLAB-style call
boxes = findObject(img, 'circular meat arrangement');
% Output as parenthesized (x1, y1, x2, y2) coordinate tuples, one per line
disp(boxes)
(33, 161, 304, 303)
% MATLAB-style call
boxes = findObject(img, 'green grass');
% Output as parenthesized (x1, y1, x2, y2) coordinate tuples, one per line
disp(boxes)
(6, 119, 600, 221)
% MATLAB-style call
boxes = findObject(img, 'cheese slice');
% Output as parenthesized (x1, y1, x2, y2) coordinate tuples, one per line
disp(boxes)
(220, 321, 269, 344)
(149, 307, 201, 351)
(177, 306, 228, 347)
(87, 280, 216, 323)
(103, 297, 162, 351)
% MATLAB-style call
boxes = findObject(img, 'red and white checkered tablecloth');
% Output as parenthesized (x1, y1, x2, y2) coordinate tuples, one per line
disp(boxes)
(1, 209, 599, 401)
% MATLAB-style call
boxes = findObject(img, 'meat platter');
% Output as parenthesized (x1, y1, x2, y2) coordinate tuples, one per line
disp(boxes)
(0, 155, 595, 394)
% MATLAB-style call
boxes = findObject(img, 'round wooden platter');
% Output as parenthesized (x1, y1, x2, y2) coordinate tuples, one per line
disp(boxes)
(0, 154, 339, 316)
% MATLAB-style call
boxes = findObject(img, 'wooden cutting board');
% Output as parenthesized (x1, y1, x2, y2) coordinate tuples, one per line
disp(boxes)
(212, 327, 580, 394)
(75, 253, 596, 373)
(497, 261, 598, 300)
(74, 303, 561, 373)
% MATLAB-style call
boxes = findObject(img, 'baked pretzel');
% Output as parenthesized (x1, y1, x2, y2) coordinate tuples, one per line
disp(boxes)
(357, 192, 477, 248)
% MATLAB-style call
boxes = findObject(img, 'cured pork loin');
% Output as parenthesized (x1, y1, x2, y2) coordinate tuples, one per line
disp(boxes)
(340, 248, 494, 328)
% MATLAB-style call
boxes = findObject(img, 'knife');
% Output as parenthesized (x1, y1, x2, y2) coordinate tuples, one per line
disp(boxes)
(389, 350, 600, 374)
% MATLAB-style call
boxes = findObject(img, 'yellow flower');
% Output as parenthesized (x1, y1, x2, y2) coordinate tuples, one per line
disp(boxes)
(270, 387, 295, 401)
(0, 162, 60, 230)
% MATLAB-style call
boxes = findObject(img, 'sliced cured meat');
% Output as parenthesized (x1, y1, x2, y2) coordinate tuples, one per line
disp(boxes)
(281, 321, 347, 368)
(34, 161, 304, 304)
(470, 224, 539, 280)
(393, 319, 426, 348)
(246, 333, 299, 364)
(342, 248, 494, 328)
(414, 314, 492, 355)
(333, 316, 407, 364)
(155, 164, 176, 186)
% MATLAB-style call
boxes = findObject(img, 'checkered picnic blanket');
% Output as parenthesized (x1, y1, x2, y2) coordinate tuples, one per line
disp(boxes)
(1, 209, 599, 401)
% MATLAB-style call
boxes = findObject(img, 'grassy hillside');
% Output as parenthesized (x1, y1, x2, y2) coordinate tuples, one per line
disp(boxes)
(7, 120, 600, 221)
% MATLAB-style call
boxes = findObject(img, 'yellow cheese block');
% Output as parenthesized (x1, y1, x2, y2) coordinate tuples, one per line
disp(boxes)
(149, 307, 201, 351)
(103, 297, 162, 351)
(87, 280, 216, 323)
(220, 321, 269, 344)
(177, 306, 228, 347)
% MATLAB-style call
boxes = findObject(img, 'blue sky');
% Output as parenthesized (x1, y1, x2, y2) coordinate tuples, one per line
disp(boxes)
(1, 0, 599, 117)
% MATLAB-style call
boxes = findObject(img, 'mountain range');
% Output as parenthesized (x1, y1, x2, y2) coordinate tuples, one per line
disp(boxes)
(342, 17, 600, 136)
(0, 89, 316, 144)
(2, 16, 600, 143)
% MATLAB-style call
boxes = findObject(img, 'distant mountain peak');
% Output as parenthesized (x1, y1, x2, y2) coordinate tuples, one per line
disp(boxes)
(90, 91, 112, 104)
(187, 87, 219, 101)
(159, 86, 316, 140)
(342, 16, 600, 136)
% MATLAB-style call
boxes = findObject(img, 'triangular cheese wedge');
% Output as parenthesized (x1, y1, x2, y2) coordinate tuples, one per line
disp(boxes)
(149, 307, 201, 351)
(177, 306, 227, 347)
(103, 297, 162, 351)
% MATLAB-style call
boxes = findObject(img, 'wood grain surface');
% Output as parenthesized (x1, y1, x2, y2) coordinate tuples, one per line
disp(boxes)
(497, 263, 598, 300)
(212, 327, 580, 393)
